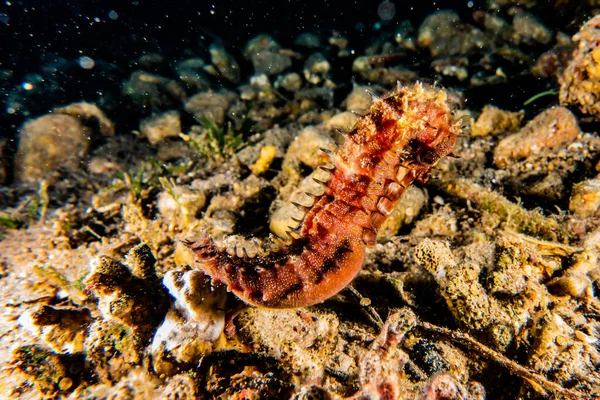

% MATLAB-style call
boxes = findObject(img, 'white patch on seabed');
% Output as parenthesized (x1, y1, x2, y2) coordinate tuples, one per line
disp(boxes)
(152, 269, 226, 354)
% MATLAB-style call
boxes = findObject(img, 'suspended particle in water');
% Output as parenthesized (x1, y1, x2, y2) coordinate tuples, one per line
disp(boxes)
(108, 10, 118, 20)
(378, 1, 396, 21)
(78, 56, 95, 70)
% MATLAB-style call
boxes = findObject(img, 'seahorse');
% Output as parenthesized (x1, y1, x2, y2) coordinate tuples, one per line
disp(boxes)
(185, 82, 460, 308)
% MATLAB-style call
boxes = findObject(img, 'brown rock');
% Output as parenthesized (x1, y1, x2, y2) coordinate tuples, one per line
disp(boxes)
(16, 114, 90, 183)
(493, 106, 580, 168)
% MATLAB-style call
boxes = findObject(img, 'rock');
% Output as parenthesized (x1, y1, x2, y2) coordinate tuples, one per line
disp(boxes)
(84, 319, 144, 383)
(532, 46, 571, 78)
(415, 239, 509, 333)
(138, 52, 165, 70)
(243, 34, 281, 59)
(511, 10, 552, 45)
(251, 50, 292, 76)
(324, 111, 358, 131)
(559, 15, 600, 119)
(15, 114, 90, 183)
(431, 56, 469, 81)
(123, 70, 187, 108)
(174, 58, 211, 91)
(472, 11, 512, 41)
(303, 53, 331, 85)
(418, 10, 489, 57)
(329, 32, 350, 56)
(54, 102, 115, 137)
(344, 84, 375, 113)
(295, 86, 335, 110)
(569, 178, 600, 217)
(239, 73, 277, 102)
(184, 90, 237, 126)
(283, 125, 336, 172)
(140, 110, 182, 145)
(208, 43, 241, 84)
(378, 186, 427, 241)
(394, 20, 417, 51)
(275, 72, 303, 92)
(244, 34, 292, 76)
(493, 106, 580, 168)
(88, 157, 120, 175)
(352, 56, 418, 85)
(471, 105, 523, 137)
(235, 126, 296, 168)
(295, 32, 321, 49)
(156, 185, 206, 225)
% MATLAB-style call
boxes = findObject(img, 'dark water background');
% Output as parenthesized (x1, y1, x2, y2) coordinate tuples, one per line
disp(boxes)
(0, 0, 594, 139)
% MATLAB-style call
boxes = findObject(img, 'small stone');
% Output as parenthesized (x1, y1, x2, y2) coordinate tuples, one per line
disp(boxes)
(569, 178, 600, 217)
(88, 157, 120, 175)
(140, 111, 182, 145)
(295, 32, 321, 49)
(157, 185, 206, 225)
(418, 10, 489, 57)
(473, 11, 512, 41)
(174, 58, 211, 91)
(324, 111, 358, 131)
(352, 56, 418, 85)
(329, 32, 349, 56)
(58, 377, 73, 391)
(243, 34, 292, 75)
(275, 72, 303, 92)
(138, 52, 165, 69)
(471, 105, 523, 137)
(54, 102, 115, 137)
(431, 56, 469, 81)
(251, 50, 292, 76)
(378, 186, 427, 241)
(559, 15, 600, 119)
(303, 53, 330, 85)
(250, 73, 271, 89)
(243, 34, 281, 59)
(494, 107, 580, 168)
(123, 70, 187, 108)
(511, 10, 552, 45)
(394, 20, 417, 51)
(209, 43, 241, 84)
(15, 114, 90, 183)
(344, 84, 374, 113)
(184, 90, 236, 126)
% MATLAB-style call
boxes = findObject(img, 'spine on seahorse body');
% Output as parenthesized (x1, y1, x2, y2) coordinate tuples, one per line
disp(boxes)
(185, 82, 460, 308)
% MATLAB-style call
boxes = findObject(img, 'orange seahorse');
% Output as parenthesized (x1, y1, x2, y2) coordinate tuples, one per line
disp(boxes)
(185, 82, 460, 308)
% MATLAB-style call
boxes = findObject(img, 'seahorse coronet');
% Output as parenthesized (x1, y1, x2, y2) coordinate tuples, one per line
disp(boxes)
(185, 81, 460, 308)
